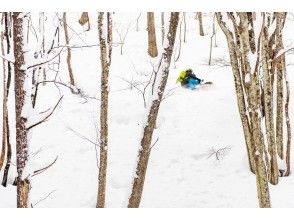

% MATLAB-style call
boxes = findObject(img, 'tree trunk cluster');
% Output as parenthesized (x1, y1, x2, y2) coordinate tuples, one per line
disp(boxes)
(216, 12, 290, 208)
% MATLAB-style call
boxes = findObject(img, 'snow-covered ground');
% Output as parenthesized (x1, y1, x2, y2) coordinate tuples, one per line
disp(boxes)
(1, 12, 294, 208)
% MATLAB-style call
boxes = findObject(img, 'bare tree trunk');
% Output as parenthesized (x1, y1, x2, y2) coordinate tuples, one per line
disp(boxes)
(40, 12, 46, 85)
(147, 12, 158, 57)
(275, 13, 287, 161)
(216, 13, 256, 173)
(63, 12, 75, 86)
(276, 62, 284, 160)
(248, 75, 271, 208)
(183, 12, 187, 43)
(0, 16, 6, 171)
(261, 24, 279, 185)
(197, 12, 204, 36)
(128, 12, 179, 208)
(96, 12, 112, 208)
(13, 12, 30, 208)
(1, 12, 12, 186)
(247, 12, 256, 53)
(174, 13, 183, 66)
(136, 13, 141, 32)
(161, 12, 164, 45)
(284, 70, 291, 176)
(216, 13, 271, 207)
(209, 14, 217, 65)
(79, 12, 90, 31)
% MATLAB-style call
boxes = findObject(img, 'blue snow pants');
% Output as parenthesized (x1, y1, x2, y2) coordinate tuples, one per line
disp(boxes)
(187, 78, 200, 89)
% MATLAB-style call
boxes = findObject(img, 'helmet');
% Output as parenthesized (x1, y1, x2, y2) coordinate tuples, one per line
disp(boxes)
(186, 69, 193, 74)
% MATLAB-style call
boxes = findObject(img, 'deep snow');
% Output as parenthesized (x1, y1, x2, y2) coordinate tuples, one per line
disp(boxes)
(1, 12, 294, 208)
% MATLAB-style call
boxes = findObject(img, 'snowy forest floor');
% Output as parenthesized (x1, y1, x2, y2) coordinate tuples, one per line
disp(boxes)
(1, 12, 294, 207)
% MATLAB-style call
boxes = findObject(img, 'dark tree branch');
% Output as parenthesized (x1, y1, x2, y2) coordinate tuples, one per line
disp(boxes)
(31, 156, 58, 178)
(26, 96, 63, 130)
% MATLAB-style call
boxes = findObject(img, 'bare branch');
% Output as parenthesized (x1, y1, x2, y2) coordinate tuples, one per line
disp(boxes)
(67, 126, 98, 146)
(206, 147, 231, 161)
(36, 80, 100, 101)
(149, 137, 159, 151)
(27, 46, 65, 69)
(31, 156, 58, 177)
(32, 190, 57, 207)
(67, 126, 100, 168)
(27, 96, 63, 130)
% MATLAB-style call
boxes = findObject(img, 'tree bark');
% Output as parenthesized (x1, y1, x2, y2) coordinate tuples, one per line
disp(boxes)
(197, 12, 204, 36)
(128, 12, 179, 208)
(96, 12, 112, 208)
(284, 69, 291, 176)
(261, 25, 279, 185)
(79, 12, 90, 31)
(1, 12, 12, 186)
(216, 13, 271, 207)
(147, 12, 158, 57)
(247, 12, 256, 53)
(183, 12, 187, 43)
(0, 15, 6, 171)
(216, 13, 256, 173)
(275, 13, 287, 160)
(63, 12, 75, 86)
(161, 12, 164, 45)
(13, 12, 30, 208)
(248, 75, 271, 208)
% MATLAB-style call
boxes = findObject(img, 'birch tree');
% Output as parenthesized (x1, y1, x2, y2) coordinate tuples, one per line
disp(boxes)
(197, 12, 204, 36)
(63, 12, 75, 86)
(96, 12, 112, 208)
(12, 12, 62, 208)
(0, 13, 6, 171)
(147, 12, 158, 57)
(128, 12, 179, 208)
(216, 12, 289, 207)
(1, 12, 12, 187)
(161, 12, 164, 45)
(13, 12, 31, 208)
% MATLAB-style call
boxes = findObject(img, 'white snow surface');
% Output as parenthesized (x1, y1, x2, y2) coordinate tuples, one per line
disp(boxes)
(1, 12, 294, 208)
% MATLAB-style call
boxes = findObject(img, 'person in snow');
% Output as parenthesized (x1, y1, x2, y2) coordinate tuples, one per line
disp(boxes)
(176, 69, 203, 89)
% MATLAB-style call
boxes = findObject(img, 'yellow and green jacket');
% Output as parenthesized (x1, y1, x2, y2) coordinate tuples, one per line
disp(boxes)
(176, 70, 187, 83)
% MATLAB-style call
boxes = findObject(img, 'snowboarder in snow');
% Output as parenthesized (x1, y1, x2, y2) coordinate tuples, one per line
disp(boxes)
(176, 69, 203, 89)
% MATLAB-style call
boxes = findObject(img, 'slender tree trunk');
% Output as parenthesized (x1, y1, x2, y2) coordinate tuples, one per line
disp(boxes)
(2, 12, 12, 186)
(128, 12, 179, 208)
(183, 12, 186, 43)
(216, 13, 256, 173)
(209, 14, 217, 65)
(40, 12, 46, 84)
(96, 12, 112, 208)
(284, 70, 291, 176)
(63, 12, 75, 86)
(13, 12, 30, 208)
(261, 24, 279, 185)
(249, 75, 271, 208)
(136, 13, 141, 32)
(275, 13, 287, 160)
(247, 12, 256, 53)
(276, 62, 284, 160)
(161, 12, 164, 45)
(147, 12, 158, 57)
(0, 18, 6, 171)
(197, 12, 204, 36)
